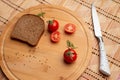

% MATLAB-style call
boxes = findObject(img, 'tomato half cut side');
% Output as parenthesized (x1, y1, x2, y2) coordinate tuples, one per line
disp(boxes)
(50, 31, 60, 43)
(64, 23, 76, 34)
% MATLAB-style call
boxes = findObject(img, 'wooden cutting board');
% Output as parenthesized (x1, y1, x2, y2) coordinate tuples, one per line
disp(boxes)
(0, 5, 92, 80)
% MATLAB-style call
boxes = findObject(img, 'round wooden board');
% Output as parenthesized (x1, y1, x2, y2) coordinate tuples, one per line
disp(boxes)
(0, 5, 92, 80)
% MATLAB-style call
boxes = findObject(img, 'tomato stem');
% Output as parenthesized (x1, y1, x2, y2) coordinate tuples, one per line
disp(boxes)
(48, 20, 53, 25)
(37, 12, 45, 18)
(66, 51, 74, 60)
(66, 40, 77, 49)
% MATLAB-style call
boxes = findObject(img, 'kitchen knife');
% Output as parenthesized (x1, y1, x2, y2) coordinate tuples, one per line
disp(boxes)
(91, 4, 110, 76)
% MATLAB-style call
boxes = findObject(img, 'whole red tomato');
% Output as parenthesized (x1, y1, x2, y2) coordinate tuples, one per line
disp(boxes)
(64, 48, 77, 63)
(48, 20, 59, 32)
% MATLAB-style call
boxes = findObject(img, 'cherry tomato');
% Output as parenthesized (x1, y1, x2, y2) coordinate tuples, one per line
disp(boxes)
(64, 48, 77, 63)
(48, 20, 59, 32)
(50, 31, 60, 43)
(64, 23, 76, 34)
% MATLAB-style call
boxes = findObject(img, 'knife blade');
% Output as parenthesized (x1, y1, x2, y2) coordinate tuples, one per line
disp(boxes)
(92, 4, 111, 76)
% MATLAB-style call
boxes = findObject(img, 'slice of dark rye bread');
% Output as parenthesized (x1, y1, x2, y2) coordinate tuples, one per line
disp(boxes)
(11, 14, 45, 46)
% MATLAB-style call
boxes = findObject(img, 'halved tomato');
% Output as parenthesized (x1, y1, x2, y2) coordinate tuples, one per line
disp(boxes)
(50, 31, 60, 43)
(64, 23, 76, 34)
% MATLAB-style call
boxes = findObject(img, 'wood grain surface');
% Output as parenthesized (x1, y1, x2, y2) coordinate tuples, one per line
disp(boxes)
(0, 5, 92, 80)
(0, 0, 120, 80)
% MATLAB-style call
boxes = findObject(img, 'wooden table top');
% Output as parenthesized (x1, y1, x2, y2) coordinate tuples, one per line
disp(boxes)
(0, 0, 120, 80)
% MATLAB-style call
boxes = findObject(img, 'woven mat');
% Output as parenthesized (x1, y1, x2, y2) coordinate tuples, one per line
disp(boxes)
(0, 0, 120, 80)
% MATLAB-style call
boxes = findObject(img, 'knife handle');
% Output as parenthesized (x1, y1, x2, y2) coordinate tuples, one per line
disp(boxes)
(98, 37, 110, 76)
